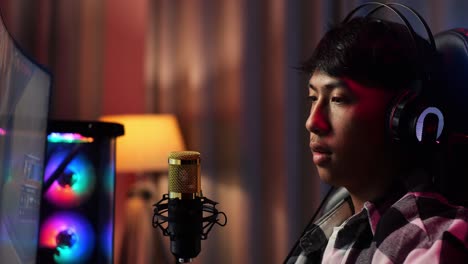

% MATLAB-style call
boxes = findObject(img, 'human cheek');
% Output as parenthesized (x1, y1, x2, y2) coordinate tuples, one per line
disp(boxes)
(335, 110, 383, 155)
(349, 117, 387, 158)
(328, 110, 354, 150)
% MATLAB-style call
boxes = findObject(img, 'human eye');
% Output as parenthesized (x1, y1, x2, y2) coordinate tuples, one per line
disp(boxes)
(307, 95, 318, 102)
(331, 95, 350, 104)
(307, 95, 319, 108)
(306, 95, 318, 109)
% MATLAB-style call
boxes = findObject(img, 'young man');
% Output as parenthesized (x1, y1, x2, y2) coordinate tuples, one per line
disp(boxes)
(286, 16, 468, 263)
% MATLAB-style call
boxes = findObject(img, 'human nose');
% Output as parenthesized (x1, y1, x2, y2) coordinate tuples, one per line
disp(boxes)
(305, 102, 330, 136)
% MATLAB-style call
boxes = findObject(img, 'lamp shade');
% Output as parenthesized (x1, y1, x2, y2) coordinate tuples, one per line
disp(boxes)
(100, 114, 185, 173)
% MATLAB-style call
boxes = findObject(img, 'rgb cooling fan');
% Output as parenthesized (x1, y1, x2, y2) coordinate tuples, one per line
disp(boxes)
(43, 149, 96, 208)
(39, 212, 95, 264)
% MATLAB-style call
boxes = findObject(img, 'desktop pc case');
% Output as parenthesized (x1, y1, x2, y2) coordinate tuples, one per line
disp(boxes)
(36, 120, 124, 264)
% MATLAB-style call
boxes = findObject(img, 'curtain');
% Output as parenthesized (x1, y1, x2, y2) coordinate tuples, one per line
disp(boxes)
(147, 1, 320, 262)
(1, 0, 467, 263)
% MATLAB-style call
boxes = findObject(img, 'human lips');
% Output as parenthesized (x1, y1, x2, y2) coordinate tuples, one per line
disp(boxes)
(310, 142, 332, 153)
(310, 142, 332, 165)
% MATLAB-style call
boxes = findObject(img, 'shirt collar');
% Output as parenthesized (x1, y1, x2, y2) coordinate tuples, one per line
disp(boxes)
(363, 182, 407, 235)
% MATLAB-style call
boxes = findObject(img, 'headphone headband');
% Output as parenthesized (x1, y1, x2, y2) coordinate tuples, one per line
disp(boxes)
(366, 3, 436, 50)
(342, 2, 436, 83)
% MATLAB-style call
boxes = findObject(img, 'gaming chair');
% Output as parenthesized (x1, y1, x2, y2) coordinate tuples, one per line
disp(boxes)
(434, 28, 468, 207)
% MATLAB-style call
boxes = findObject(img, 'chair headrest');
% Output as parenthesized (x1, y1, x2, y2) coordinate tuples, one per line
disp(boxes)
(434, 29, 468, 206)
(435, 28, 468, 135)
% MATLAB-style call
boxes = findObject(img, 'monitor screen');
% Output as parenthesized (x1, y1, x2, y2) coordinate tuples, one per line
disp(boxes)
(0, 13, 51, 264)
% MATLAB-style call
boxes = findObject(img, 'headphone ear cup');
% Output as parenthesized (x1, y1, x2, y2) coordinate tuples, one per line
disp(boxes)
(387, 90, 418, 142)
(387, 90, 445, 144)
(414, 106, 444, 143)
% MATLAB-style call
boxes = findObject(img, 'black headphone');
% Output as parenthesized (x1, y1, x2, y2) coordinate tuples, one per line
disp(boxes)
(342, 2, 444, 145)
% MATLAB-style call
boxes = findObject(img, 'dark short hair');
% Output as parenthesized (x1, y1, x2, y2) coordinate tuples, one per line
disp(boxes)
(302, 17, 436, 91)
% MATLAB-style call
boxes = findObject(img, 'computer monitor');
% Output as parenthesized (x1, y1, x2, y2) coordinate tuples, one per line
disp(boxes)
(0, 12, 52, 264)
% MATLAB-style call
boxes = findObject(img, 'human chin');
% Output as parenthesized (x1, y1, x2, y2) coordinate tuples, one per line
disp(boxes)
(316, 167, 339, 185)
(316, 162, 351, 187)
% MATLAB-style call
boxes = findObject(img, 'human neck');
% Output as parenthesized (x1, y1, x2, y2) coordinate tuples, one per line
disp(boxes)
(347, 172, 396, 213)
(348, 193, 366, 213)
(349, 193, 370, 213)
(346, 153, 409, 213)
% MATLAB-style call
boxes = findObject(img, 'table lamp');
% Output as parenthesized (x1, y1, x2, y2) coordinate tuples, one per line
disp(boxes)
(100, 114, 185, 264)
(100, 114, 185, 174)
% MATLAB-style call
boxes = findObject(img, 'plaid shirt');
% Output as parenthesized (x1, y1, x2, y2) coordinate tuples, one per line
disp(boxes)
(286, 185, 468, 263)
